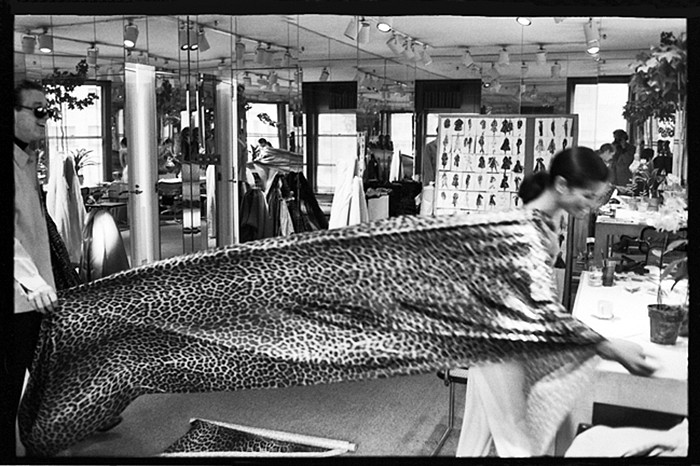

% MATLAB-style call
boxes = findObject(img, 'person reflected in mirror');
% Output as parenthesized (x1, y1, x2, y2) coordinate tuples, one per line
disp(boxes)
(610, 129, 635, 186)
(157, 137, 176, 177)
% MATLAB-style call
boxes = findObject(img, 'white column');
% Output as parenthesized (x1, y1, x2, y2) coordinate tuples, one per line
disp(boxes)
(124, 62, 160, 266)
(215, 79, 240, 246)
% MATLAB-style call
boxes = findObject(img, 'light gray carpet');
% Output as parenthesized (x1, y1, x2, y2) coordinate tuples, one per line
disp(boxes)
(54, 373, 466, 457)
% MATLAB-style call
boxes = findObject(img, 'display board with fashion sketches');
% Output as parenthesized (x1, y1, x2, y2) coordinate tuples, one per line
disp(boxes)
(434, 114, 578, 216)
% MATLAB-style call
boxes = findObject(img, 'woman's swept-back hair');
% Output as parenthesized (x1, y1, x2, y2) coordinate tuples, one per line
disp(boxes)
(518, 146, 609, 204)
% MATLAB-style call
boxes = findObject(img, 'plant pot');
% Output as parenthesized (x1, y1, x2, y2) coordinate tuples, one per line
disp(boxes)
(679, 308, 689, 337)
(648, 304, 685, 345)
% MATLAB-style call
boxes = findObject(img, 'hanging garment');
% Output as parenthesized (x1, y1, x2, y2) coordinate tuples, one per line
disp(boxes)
(18, 211, 604, 457)
(501, 156, 512, 171)
(517, 120, 523, 130)
(478, 135, 485, 154)
(440, 173, 448, 188)
(513, 160, 523, 174)
(477, 174, 483, 187)
(279, 198, 295, 237)
(515, 176, 522, 191)
(468, 119, 472, 131)
(500, 174, 510, 190)
(489, 176, 497, 190)
(488, 157, 498, 172)
(476, 193, 483, 207)
(79, 209, 130, 282)
(453, 153, 460, 168)
(538, 121, 543, 137)
(491, 119, 498, 134)
(454, 119, 464, 132)
(206, 165, 217, 239)
(45, 210, 83, 290)
(562, 139, 568, 150)
(465, 174, 471, 190)
(444, 118, 451, 129)
(548, 139, 556, 155)
(480, 119, 486, 130)
(564, 120, 569, 137)
(329, 153, 362, 229)
(452, 174, 460, 188)
(489, 195, 497, 208)
(239, 188, 274, 242)
(441, 152, 449, 168)
(516, 138, 523, 155)
(46, 154, 86, 264)
(285, 172, 328, 233)
(513, 194, 520, 207)
(551, 121, 556, 136)
(500, 138, 511, 153)
(366, 154, 380, 181)
(536, 139, 544, 153)
(452, 192, 459, 207)
(247, 147, 304, 197)
(535, 158, 546, 173)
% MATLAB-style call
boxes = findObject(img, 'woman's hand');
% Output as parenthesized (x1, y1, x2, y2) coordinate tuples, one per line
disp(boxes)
(26, 283, 58, 314)
(595, 338, 657, 377)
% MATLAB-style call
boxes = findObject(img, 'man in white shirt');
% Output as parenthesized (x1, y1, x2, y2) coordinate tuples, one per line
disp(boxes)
(5, 80, 59, 455)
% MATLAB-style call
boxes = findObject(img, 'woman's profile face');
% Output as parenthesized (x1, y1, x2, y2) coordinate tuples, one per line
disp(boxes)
(560, 181, 608, 218)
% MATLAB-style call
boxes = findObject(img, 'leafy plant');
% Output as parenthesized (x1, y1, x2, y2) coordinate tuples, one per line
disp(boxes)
(70, 148, 97, 177)
(623, 32, 686, 127)
(42, 59, 99, 120)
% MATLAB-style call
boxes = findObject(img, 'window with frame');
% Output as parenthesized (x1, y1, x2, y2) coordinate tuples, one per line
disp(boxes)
(570, 81, 629, 150)
(46, 83, 106, 187)
(316, 112, 357, 194)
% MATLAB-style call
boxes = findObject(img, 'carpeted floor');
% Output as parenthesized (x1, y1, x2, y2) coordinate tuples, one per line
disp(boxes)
(53, 373, 466, 457)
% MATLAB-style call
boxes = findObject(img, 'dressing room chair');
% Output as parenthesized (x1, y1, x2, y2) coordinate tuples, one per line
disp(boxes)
(432, 367, 469, 456)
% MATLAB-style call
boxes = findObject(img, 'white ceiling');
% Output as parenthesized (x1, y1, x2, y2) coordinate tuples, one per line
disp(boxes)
(14, 15, 686, 111)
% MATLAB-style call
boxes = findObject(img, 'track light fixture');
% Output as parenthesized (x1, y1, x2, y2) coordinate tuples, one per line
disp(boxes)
(38, 30, 53, 53)
(22, 34, 36, 54)
(235, 38, 246, 68)
(376, 17, 393, 33)
(498, 48, 509, 66)
(243, 72, 252, 87)
(536, 46, 547, 65)
(553, 17, 566, 24)
(254, 42, 265, 64)
(264, 44, 275, 66)
(584, 18, 600, 55)
(462, 49, 474, 67)
(197, 27, 210, 52)
(358, 18, 371, 44)
(344, 16, 358, 41)
(281, 48, 292, 68)
(87, 44, 99, 65)
(123, 22, 139, 49)
(401, 39, 415, 60)
(386, 34, 404, 55)
(516, 17, 532, 26)
(520, 62, 529, 76)
(551, 61, 561, 78)
(421, 45, 432, 66)
(319, 67, 330, 82)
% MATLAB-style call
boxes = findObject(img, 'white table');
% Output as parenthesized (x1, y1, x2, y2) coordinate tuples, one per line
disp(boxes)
(555, 271, 688, 454)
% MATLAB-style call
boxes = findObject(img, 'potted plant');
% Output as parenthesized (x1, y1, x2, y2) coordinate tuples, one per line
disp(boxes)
(70, 148, 97, 185)
(645, 194, 688, 344)
(623, 31, 687, 184)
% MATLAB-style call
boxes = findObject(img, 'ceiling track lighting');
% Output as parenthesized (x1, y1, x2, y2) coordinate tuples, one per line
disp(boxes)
(254, 42, 265, 64)
(358, 19, 370, 44)
(386, 34, 404, 55)
(22, 34, 36, 54)
(536, 46, 547, 65)
(516, 17, 532, 26)
(235, 38, 246, 68)
(520, 62, 529, 75)
(197, 27, 210, 52)
(462, 49, 474, 67)
(401, 39, 415, 60)
(87, 44, 99, 65)
(498, 48, 509, 66)
(123, 22, 139, 49)
(344, 16, 358, 41)
(584, 18, 601, 55)
(319, 67, 330, 82)
(376, 17, 393, 33)
(421, 45, 432, 66)
(38, 29, 53, 53)
(263, 45, 274, 66)
(281, 48, 292, 68)
(551, 61, 561, 78)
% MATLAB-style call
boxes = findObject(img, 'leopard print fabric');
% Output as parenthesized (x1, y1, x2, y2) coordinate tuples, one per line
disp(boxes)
(162, 419, 327, 454)
(19, 209, 603, 456)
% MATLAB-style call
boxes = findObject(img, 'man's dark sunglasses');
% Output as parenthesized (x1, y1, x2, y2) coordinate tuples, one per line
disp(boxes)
(17, 105, 59, 119)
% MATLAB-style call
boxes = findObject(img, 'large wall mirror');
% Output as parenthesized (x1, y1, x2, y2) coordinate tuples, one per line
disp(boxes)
(14, 14, 687, 268)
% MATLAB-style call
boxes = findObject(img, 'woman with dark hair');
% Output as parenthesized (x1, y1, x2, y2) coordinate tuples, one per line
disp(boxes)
(457, 147, 654, 457)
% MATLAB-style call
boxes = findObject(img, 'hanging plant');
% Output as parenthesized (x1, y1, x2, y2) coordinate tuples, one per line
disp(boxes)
(256, 112, 278, 127)
(42, 59, 99, 120)
(622, 32, 686, 127)
(156, 79, 184, 126)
